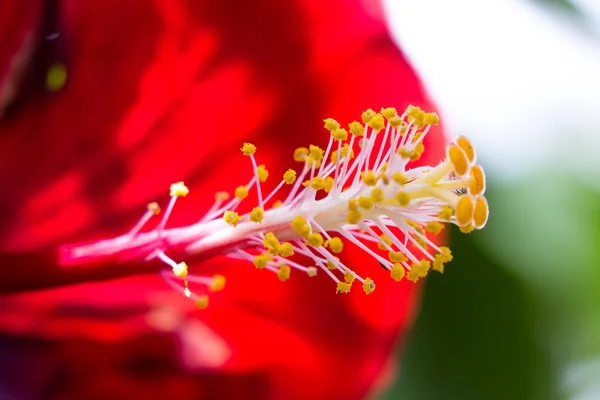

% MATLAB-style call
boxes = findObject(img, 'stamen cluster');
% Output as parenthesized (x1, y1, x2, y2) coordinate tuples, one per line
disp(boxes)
(60, 105, 489, 306)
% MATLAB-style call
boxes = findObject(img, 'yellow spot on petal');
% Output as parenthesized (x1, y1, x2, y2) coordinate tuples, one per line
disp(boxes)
(46, 63, 67, 92)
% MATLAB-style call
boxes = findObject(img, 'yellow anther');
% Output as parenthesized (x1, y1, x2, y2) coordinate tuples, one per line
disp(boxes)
(396, 191, 410, 206)
(272, 200, 283, 208)
(371, 187, 385, 203)
(196, 294, 209, 309)
(330, 143, 354, 164)
(389, 251, 407, 263)
(455, 136, 476, 164)
(398, 147, 411, 158)
(336, 281, 352, 294)
(215, 191, 230, 202)
(309, 177, 326, 190)
(324, 177, 335, 193)
(381, 107, 397, 120)
(263, 232, 281, 255)
(473, 196, 489, 229)
(381, 107, 403, 127)
(393, 172, 408, 185)
(249, 207, 265, 223)
(349, 121, 365, 136)
(348, 199, 358, 211)
(433, 247, 453, 273)
(307, 232, 324, 247)
(426, 221, 445, 235)
(367, 113, 385, 131)
(307, 267, 318, 277)
(280, 242, 294, 257)
(406, 105, 426, 126)
(381, 162, 388, 172)
(147, 202, 161, 215)
(323, 118, 340, 131)
(257, 165, 269, 182)
(460, 224, 475, 234)
(327, 260, 338, 270)
(184, 286, 191, 298)
(377, 234, 392, 250)
(344, 271, 356, 284)
(291, 216, 311, 237)
(362, 170, 377, 186)
(409, 143, 425, 161)
(424, 112, 440, 125)
(209, 275, 226, 292)
(379, 173, 389, 185)
(438, 206, 453, 221)
(361, 109, 376, 124)
(223, 210, 240, 227)
(455, 195, 474, 227)
(469, 165, 486, 195)
(448, 143, 470, 176)
(294, 147, 309, 162)
(332, 128, 348, 141)
(358, 196, 373, 210)
(324, 237, 344, 253)
(391, 263, 405, 282)
(407, 260, 430, 282)
(363, 277, 376, 294)
(277, 265, 291, 281)
(308, 145, 324, 167)
(173, 262, 188, 278)
(253, 254, 271, 269)
(241, 143, 256, 156)
(283, 169, 297, 184)
(170, 181, 189, 197)
(235, 185, 249, 200)
(346, 209, 362, 224)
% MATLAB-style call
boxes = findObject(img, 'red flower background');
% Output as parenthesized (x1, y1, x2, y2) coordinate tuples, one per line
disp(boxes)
(0, 0, 445, 399)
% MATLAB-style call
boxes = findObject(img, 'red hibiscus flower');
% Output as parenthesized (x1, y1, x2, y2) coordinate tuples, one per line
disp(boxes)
(0, 0, 479, 399)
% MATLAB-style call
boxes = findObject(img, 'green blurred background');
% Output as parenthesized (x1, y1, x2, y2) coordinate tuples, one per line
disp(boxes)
(382, 1, 600, 399)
